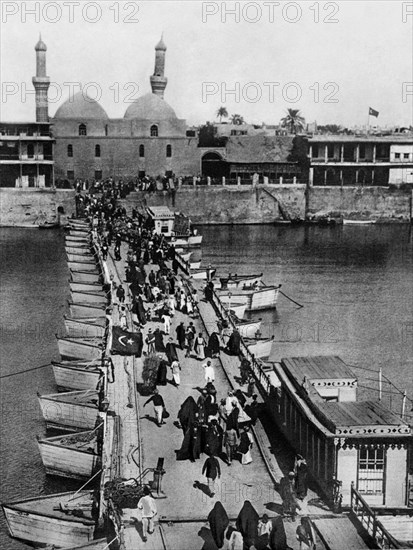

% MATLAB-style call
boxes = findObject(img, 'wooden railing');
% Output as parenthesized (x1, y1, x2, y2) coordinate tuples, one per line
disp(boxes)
(350, 483, 403, 549)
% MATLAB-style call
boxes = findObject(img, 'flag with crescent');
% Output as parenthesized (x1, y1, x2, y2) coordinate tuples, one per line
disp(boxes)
(111, 326, 143, 356)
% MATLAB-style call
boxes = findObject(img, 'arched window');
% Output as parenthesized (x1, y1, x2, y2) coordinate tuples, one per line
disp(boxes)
(67, 144, 73, 157)
(139, 145, 145, 157)
(150, 124, 158, 137)
(78, 124, 87, 136)
(166, 144, 172, 158)
(95, 144, 101, 157)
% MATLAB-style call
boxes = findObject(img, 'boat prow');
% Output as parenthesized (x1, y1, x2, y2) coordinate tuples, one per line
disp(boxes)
(2, 490, 96, 548)
(38, 390, 100, 431)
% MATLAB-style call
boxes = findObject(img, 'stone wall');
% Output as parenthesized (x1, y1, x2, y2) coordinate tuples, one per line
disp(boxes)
(54, 135, 201, 181)
(122, 184, 412, 224)
(0, 188, 76, 226)
(123, 184, 307, 224)
(307, 186, 412, 222)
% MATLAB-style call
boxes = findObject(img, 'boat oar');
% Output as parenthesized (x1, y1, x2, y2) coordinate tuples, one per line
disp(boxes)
(279, 290, 304, 309)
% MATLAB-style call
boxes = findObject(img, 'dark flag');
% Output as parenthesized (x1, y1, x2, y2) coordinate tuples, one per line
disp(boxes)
(369, 107, 379, 117)
(111, 326, 143, 356)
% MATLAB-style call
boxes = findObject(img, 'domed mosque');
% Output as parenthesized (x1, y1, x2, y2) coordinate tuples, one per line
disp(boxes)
(52, 36, 200, 182)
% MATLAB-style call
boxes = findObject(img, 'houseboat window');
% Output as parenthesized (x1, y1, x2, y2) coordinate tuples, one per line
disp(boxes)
(359, 144, 366, 158)
(358, 447, 385, 495)
(395, 153, 401, 159)
(27, 144, 34, 158)
(327, 144, 335, 158)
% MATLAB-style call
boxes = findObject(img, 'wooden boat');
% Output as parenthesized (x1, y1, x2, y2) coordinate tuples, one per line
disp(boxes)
(70, 230, 91, 239)
(235, 318, 262, 338)
(66, 235, 90, 243)
(57, 336, 103, 361)
(37, 390, 100, 431)
(2, 490, 96, 548)
(219, 294, 249, 306)
(66, 245, 92, 255)
(71, 291, 107, 305)
(244, 336, 274, 359)
(219, 273, 263, 290)
(68, 262, 99, 273)
(64, 317, 106, 338)
(343, 219, 376, 225)
(70, 270, 101, 284)
(61, 539, 109, 550)
(218, 285, 281, 311)
(191, 268, 216, 280)
(67, 253, 96, 263)
(170, 235, 202, 247)
(39, 221, 59, 230)
(52, 360, 103, 391)
(226, 302, 247, 319)
(189, 260, 201, 270)
(37, 428, 102, 480)
(68, 302, 107, 319)
(69, 282, 104, 293)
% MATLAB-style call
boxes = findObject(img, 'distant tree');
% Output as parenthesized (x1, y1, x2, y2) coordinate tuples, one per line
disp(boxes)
(317, 124, 343, 134)
(198, 121, 228, 147)
(216, 106, 228, 123)
(280, 109, 305, 134)
(230, 114, 245, 125)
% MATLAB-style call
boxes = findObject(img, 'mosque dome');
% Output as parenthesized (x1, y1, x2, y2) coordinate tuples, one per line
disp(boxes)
(54, 91, 109, 119)
(124, 92, 177, 120)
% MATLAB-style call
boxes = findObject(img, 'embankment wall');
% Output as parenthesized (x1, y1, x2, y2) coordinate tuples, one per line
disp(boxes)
(0, 189, 76, 226)
(123, 184, 412, 224)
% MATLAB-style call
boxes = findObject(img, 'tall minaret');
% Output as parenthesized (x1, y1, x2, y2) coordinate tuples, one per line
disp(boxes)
(32, 35, 50, 122)
(150, 34, 168, 99)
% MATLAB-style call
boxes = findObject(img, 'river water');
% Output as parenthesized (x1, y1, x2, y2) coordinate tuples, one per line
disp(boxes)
(0, 224, 412, 549)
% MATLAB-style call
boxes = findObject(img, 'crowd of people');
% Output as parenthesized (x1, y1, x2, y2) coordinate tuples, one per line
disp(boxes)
(83, 187, 313, 549)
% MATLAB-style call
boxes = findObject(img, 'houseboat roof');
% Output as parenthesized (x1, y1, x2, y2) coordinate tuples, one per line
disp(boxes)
(318, 400, 411, 435)
(147, 206, 175, 220)
(281, 356, 357, 384)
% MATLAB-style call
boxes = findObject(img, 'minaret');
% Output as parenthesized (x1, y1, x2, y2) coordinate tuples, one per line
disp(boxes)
(32, 34, 50, 122)
(150, 34, 168, 99)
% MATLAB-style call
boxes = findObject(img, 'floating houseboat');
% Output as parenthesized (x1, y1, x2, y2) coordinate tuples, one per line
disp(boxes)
(147, 206, 203, 246)
(69, 282, 104, 293)
(66, 245, 93, 255)
(234, 318, 262, 338)
(268, 356, 412, 508)
(219, 273, 263, 290)
(37, 390, 101, 431)
(2, 491, 96, 548)
(37, 427, 102, 480)
(68, 262, 99, 273)
(244, 336, 274, 359)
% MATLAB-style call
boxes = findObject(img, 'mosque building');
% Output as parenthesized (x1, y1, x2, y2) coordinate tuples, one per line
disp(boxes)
(51, 36, 201, 182)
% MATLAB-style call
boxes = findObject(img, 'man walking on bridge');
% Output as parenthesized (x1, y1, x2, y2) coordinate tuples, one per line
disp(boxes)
(137, 486, 157, 542)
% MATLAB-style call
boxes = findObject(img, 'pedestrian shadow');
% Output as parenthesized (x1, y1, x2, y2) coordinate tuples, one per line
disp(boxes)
(129, 516, 146, 542)
(307, 497, 330, 511)
(193, 480, 211, 498)
(197, 526, 219, 550)
(142, 413, 159, 425)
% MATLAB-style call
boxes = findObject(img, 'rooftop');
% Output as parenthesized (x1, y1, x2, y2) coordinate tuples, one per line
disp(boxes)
(147, 206, 175, 219)
(309, 135, 413, 143)
(281, 355, 357, 385)
(53, 92, 109, 120)
(124, 92, 177, 121)
(318, 400, 410, 431)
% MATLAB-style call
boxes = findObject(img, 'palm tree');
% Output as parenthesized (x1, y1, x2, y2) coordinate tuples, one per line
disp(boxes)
(216, 106, 228, 123)
(230, 114, 245, 125)
(280, 109, 305, 134)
